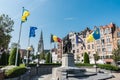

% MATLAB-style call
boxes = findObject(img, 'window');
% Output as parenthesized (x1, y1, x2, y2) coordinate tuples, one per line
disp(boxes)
(118, 39, 120, 45)
(117, 32, 120, 37)
(81, 46, 83, 50)
(72, 44, 75, 48)
(101, 39, 105, 44)
(73, 50, 75, 53)
(92, 44, 94, 49)
(87, 45, 90, 49)
(100, 30, 103, 36)
(107, 44, 112, 51)
(102, 48, 106, 52)
(106, 37, 110, 43)
(97, 48, 101, 52)
(103, 29, 105, 34)
(77, 49, 79, 53)
(108, 28, 111, 33)
(82, 53, 83, 56)
(105, 28, 109, 34)
(96, 40, 100, 44)
(88, 52, 90, 55)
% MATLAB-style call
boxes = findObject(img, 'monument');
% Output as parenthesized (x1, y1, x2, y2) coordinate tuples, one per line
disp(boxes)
(52, 35, 113, 80)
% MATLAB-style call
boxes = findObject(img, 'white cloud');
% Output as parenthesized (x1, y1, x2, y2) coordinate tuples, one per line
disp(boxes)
(64, 17, 74, 20)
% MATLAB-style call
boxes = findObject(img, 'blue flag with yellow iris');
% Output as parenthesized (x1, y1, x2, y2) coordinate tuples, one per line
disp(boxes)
(29, 26, 37, 37)
(92, 28, 100, 40)
(87, 27, 100, 42)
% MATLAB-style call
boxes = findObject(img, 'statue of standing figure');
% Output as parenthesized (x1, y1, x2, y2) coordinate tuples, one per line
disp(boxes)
(63, 35, 72, 54)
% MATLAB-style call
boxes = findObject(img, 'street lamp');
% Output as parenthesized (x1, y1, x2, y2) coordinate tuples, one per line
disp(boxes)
(37, 52, 40, 67)
(26, 46, 32, 67)
(93, 52, 97, 73)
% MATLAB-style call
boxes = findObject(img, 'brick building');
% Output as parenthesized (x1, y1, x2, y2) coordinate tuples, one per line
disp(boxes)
(57, 23, 120, 64)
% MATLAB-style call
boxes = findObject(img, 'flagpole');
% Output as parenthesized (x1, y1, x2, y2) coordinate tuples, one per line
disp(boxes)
(15, 7, 24, 66)
(50, 34, 52, 63)
(26, 36, 30, 66)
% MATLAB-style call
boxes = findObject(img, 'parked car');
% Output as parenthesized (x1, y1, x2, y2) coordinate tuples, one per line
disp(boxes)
(117, 61, 120, 67)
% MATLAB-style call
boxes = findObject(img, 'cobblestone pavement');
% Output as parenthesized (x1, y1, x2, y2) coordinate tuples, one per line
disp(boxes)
(31, 72, 120, 80)
(108, 72, 120, 80)
(30, 74, 52, 80)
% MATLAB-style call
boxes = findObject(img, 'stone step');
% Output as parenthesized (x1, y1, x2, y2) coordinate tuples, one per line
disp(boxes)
(67, 72, 97, 77)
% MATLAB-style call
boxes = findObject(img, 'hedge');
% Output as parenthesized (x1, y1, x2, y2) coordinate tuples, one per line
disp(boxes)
(28, 63, 61, 67)
(75, 63, 94, 67)
(97, 64, 119, 71)
(75, 63, 120, 71)
(5, 66, 27, 78)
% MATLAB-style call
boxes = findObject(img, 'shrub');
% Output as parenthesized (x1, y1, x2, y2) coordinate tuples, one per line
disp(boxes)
(75, 63, 94, 67)
(9, 48, 20, 66)
(28, 63, 37, 67)
(84, 52, 90, 64)
(5, 66, 27, 78)
(97, 64, 119, 71)
(46, 52, 51, 63)
(19, 64, 26, 67)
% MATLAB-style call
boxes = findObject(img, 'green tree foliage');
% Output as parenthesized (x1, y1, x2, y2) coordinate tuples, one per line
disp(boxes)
(0, 51, 9, 65)
(112, 45, 120, 66)
(9, 48, 20, 66)
(84, 52, 90, 64)
(10, 43, 20, 49)
(0, 14, 14, 49)
(40, 52, 45, 60)
(46, 52, 51, 63)
(94, 52, 99, 61)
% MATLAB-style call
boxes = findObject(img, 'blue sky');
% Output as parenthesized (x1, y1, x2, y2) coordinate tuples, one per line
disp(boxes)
(0, 0, 120, 52)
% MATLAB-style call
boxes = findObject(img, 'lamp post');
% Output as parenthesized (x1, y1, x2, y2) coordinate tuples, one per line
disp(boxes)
(93, 52, 97, 73)
(36, 52, 39, 75)
(26, 46, 32, 67)
(37, 52, 39, 66)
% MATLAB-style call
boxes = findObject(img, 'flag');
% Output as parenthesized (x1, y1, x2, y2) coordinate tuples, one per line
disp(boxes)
(76, 35, 85, 47)
(92, 28, 100, 40)
(21, 8, 30, 22)
(87, 27, 100, 42)
(29, 26, 37, 37)
(76, 35, 83, 44)
(51, 34, 62, 43)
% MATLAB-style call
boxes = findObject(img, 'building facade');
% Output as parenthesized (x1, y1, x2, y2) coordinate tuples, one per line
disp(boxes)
(57, 23, 120, 64)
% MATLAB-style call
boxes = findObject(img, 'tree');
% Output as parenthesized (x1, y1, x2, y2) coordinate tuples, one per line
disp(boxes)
(0, 14, 14, 49)
(84, 52, 90, 64)
(40, 52, 45, 60)
(0, 51, 9, 65)
(9, 48, 20, 66)
(94, 52, 99, 61)
(10, 42, 20, 49)
(112, 45, 120, 66)
(46, 52, 51, 63)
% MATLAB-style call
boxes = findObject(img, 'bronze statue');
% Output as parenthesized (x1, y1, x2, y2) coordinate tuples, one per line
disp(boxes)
(63, 35, 72, 53)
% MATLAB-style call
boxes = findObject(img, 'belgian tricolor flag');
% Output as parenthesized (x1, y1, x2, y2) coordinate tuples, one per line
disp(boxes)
(51, 34, 62, 43)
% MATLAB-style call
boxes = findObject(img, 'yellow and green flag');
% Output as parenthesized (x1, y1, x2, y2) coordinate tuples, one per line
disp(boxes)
(21, 8, 30, 22)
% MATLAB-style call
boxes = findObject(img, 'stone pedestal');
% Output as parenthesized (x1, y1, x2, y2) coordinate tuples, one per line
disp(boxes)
(62, 53, 75, 67)
(51, 53, 113, 80)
